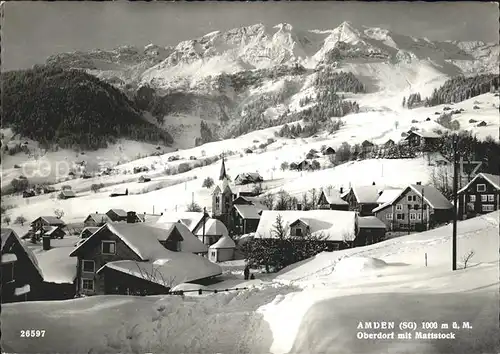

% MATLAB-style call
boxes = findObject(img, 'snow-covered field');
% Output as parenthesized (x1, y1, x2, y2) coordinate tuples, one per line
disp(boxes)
(2, 211, 498, 354)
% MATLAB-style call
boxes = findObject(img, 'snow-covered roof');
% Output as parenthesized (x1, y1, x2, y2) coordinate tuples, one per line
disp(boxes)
(2, 253, 17, 263)
(86, 213, 112, 223)
(156, 212, 204, 232)
(358, 216, 387, 229)
(458, 173, 500, 194)
(96, 254, 222, 288)
(255, 210, 357, 241)
(108, 209, 127, 217)
(61, 190, 76, 197)
(213, 178, 233, 195)
(352, 185, 380, 204)
(409, 184, 453, 210)
(80, 227, 100, 238)
(1, 228, 43, 278)
(209, 235, 236, 249)
(234, 205, 262, 219)
(154, 222, 208, 254)
(408, 130, 441, 139)
(195, 219, 228, 238)
(34, 226, 62, 236)
(31, 216, 65, 225)
(321, 189, 348, 205)
(376, 189, 403, 205)
(36, 246, 77, 284)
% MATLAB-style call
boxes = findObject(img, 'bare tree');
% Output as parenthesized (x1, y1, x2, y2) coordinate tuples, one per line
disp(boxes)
(134, 262, 176, 294)
(461, 250, 475, 269)
(14, 215, 27, 226)
(54, 208, 65, 219)
(309, 188, 318, 210)
(262, 193, 275, 210)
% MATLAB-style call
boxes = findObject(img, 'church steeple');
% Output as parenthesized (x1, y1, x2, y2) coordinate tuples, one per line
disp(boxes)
(219, 156, 227, 181)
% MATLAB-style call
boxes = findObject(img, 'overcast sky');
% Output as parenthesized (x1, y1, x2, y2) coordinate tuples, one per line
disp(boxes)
(2, 1, 498, 71)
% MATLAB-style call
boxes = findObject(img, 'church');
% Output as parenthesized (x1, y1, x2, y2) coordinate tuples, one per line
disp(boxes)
(211, 157, 234, 228)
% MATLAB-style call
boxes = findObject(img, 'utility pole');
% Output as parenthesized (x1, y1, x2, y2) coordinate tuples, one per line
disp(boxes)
(421, 187, 424, 231)
(452, 136, 458, 271)
(202, 207, 207, 246)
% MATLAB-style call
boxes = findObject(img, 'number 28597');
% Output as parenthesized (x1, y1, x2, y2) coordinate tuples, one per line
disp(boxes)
(20, 330, 45, 338)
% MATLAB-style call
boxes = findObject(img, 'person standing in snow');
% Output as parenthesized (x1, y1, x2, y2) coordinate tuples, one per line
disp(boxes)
(244, 265, 250, 280)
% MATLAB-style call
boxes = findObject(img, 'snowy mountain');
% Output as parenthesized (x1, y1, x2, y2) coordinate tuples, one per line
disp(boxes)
(44, 21, 499, 147)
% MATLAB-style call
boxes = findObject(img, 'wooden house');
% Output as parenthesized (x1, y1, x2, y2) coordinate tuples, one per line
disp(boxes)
(106, 209, 128, 222)
(457, 173, 500, 220)
(1, 228, 44, 303)
(69, 223, 221, 296)
(80, 227, 100, 240)
(42, 186, 56, 194)
(208, 235, 236, 263)
(84, 213, 112, 227)
(34, 226, 65, 240)
(342, 185, 381, 216)
(373, 183, 453, 231)
(296, 160, 312, 171)
(109, 188, 128, 197)
(355, 216, 386, 246)
(234, 172, 263, 185)
(317, 189, 349, 211)
(404, 130, 440, 150)
(30, 216, 66, 233)
(230, 196, 268, 235)
(138, 175, 151, 183)
(59, 190, 76, 200)
(361, 140, 375, 154)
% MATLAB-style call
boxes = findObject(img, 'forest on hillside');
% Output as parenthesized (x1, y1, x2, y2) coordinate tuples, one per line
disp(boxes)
(1, 66, 173, 150)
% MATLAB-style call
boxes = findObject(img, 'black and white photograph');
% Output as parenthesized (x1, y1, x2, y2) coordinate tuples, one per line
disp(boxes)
(1, 1, 499, 353)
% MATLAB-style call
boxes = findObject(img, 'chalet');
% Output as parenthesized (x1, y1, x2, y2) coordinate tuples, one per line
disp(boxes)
(127, 211, 146, 223)
(457, 173, 500, 220)
(42, 186, 56, 194)
(306, 152, 320, 160)
(138, 175, 151, 183)
(109, 188, 128, 197)
(317, 188, 349, 211)
(106, 209, 128, 222)
(69, 223, 221, 296)
(361, 140, 375, 153)
(405, 130, 440, 149)
(234, 172, 263, 185)
(356, 216, 386, 246)
(383, 139, 395, 148)
(59, 190, 76, 199)
(34, 226, 65, 240)
(373, 183, 453, 231)
(376, 188, 403, 206)
(1, 228, 43, 303)
(194, 218, 230, 246)
(209, 235, 236, 263)
(296, 160, 312, 171)
(322, 147, 336, 156)
(31, 216, 66, 233)
(255, 210, 359, 251)
(230, 196, 268, 235)
(84, 213, 112, 227)
(342, 185, 381, 216)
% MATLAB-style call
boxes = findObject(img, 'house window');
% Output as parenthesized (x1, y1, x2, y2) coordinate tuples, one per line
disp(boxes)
(211, 251, 216, 258)
(82, 279, 94, 291)
(477, 184, 486, 192)
(215, 196, 220, 209)
(293, 227, 303, 236)
(396, 213, 405, 220)
(481, 195, 488, 202)
(331, 243, 340, 250)
(469, 195, 476, 202)
(488, 194, 495, 202)
(410, 213, 416, 220)
(417, 214, 421, 220)
(482, 204, 494, 212)
(414, 204, 420, 210)
(407, 196, 412, 202)
(386, 214, 393, 220)
(396, 204, 403, 211)
(82, 260, 95, 273)
(3, 263, 14, 283)
(101, 241, 116, 255)
(423, 204, 427, 210)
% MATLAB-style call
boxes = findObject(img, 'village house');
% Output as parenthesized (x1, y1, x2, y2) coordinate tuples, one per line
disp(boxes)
(322, 147, 336, 156)
(208, 235, 236, 263)
(34, 226, 66, 240)
(80, 227, 100, 240)
(194, 218, 229, 246)
(59, 190, 77, 200)
(30, 216, 66, 233)
(254, 210, 381, 251)
(230, 195, 268, 235)
(84, 213, 112, 227)
(1, 228, 43, 303)
(404, 130, 441, 150)
(356, 216, 387, 246)
(234, 172, 263, 185)
(138, 175, 151, 183)
(457, 173, 500, 220)
(373, 183, 453, 231)
(106, 209, 128, 222)
(342, 184, 381, 216)
(361, 140, 375, 154)
(156, 211, 207, 233)
(295, 159, 312, 171)
(42, 186, 56, 194)
(109, 188, 128, 197)
(317, 188, 349, 211)
(154, 222, 208, 255)
(69, 222, 221, 296)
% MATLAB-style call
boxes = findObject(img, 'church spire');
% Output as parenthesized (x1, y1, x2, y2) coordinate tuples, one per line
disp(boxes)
(219, 155, 227, 181)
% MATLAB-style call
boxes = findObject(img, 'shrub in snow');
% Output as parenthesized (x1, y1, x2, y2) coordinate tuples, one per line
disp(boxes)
(3, 216, 11, 225)
(202, 177, 214, 189)
(473, 105, 480, 110)
(91, 183, 105, 193)
(186, 202, 202, 212)
(14, 215, 27, 226)
(469, 119, 477, 123)
(280, 161, 289, 171)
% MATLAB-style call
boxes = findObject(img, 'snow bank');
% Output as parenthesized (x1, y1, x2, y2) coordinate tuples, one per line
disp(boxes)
(334, 256, 388, 276)
(171, 283, 208, 293)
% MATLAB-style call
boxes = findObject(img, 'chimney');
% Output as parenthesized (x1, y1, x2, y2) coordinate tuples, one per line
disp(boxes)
(42, 235, 51, 251)
(297, 203, 302, 211)
(416, 181, 422, 185)
(127, 211, 136, 224)
(372, 181, 376, 185)
(340, 187, 343, 194)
